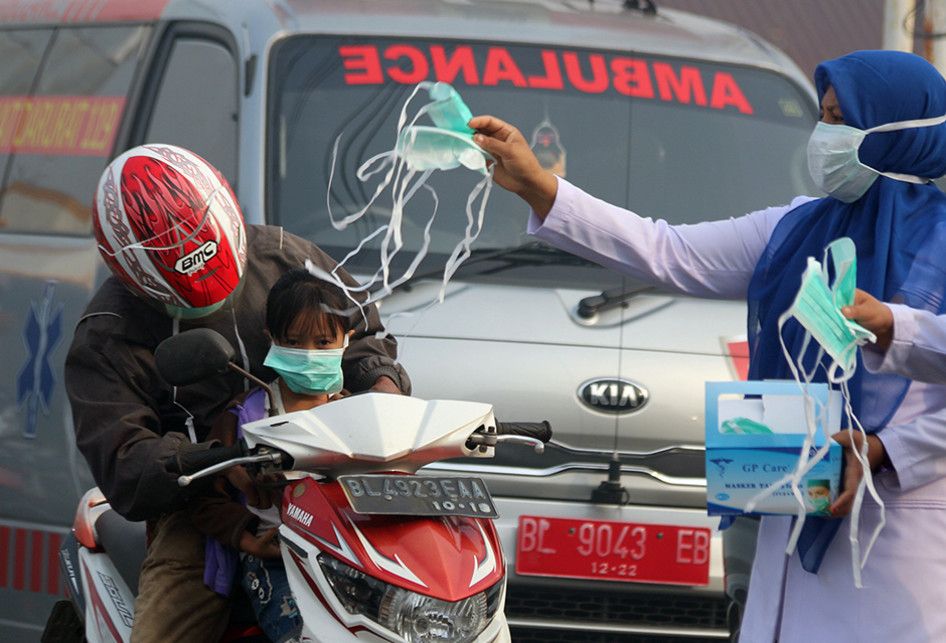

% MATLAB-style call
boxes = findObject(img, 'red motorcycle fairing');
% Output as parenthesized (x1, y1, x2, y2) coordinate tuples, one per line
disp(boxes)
(282, 477, 504, 602)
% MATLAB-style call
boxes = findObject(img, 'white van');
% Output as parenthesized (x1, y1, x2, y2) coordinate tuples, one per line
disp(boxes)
(0, 0, 817, 640)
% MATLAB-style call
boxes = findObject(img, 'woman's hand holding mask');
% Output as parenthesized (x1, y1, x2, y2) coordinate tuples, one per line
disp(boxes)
(469, 115, 559, 218)
(829, 430, 888, 517)
(842, 289, 894, 351)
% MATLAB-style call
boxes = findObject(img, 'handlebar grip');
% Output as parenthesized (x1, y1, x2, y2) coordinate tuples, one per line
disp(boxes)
(496, 421, 553, 443)
(172, 443, 245, 475)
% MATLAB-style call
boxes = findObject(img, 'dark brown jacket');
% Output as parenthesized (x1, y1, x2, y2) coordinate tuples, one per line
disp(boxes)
(186, 388, 297, 549)
(65, 225, 409, 521)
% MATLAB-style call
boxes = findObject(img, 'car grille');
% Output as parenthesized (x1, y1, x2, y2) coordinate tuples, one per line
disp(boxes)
(505, 586, 728, 631)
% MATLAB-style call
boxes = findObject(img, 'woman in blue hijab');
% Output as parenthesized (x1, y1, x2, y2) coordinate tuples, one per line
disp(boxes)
(473, 50, 946, 641)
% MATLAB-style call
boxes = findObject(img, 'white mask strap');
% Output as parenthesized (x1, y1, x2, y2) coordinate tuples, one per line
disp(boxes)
(864, 112, 946, 134)
(860, 113, 946, 184)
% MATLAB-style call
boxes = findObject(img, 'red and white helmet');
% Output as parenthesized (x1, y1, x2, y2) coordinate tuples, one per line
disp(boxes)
(93, 144, 247, 317)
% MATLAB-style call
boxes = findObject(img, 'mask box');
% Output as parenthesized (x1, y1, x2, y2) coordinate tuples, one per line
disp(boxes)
(705, 380, 842, 516)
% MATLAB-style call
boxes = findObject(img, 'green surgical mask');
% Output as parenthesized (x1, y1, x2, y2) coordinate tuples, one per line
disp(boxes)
(720, 417, 773, 434)
(395, 82, 489, 175)
(779, 237, 875, 381)
(397, 125, 488, 175)
(810, 494, 831, 515)
(774, 238, 884, 588)
(264, 344, 345, 395)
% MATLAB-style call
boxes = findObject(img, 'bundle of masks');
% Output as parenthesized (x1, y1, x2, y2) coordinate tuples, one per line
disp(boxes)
(745, 237, 884, 588)
(308, 81, 494, 325)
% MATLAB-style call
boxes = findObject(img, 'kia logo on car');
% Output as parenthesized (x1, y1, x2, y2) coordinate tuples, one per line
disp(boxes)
(578, 378, 649, 413)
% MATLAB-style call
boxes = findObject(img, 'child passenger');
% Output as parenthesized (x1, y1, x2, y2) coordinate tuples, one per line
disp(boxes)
(188, 268, 354, 643)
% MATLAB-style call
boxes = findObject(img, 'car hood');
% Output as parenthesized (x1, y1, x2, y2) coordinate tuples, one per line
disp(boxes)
(381, 279, 746, 506)
(381, 278, 746, 355)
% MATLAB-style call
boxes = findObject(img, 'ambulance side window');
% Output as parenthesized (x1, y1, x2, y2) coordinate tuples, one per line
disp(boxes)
(0, 26, 151, 236)
(144, 37, 238, 187)
(0, 29, 52, 232)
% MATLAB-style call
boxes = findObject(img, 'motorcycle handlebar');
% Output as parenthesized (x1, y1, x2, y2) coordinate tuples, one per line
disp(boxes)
(496, 421, 552, 443)
(171, 443, 245, 476)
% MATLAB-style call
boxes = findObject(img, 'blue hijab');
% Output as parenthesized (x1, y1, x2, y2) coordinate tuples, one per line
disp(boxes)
(745, 50, 946, 572)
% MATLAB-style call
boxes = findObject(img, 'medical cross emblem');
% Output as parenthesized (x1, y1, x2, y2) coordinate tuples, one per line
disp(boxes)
(16, 282, 63, 439)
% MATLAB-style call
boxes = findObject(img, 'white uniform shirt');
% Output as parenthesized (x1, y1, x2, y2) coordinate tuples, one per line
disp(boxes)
(528, 177, 946, 643)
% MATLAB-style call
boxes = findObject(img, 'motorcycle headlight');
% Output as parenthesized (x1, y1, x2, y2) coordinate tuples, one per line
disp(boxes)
(318, 553, 502, 642)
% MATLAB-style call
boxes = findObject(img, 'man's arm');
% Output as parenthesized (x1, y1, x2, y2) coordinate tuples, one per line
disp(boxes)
(65, 319, 217, 521)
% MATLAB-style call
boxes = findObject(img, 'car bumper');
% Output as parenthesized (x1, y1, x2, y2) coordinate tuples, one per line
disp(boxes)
(492, 496, 728, 640)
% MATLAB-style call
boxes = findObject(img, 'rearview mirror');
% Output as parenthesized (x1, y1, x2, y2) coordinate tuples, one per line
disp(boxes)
(155, 328, 236, 386)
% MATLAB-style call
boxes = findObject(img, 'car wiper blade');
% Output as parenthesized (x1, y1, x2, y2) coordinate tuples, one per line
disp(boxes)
(368, 241, 585, 295)
(577, 284, 656, 319)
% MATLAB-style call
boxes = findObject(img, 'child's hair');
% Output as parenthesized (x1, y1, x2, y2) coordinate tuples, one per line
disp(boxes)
(266, 268, 351, 342)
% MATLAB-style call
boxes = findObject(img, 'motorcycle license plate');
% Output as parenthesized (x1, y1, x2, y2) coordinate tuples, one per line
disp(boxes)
(338, 474, 498, 518)
(515, 516, 710, 586)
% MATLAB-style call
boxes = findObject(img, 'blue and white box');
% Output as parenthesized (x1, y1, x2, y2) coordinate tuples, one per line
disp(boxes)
(705, 380, 842, 516)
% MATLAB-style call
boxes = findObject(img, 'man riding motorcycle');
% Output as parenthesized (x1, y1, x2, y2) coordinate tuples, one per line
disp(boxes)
(64, 144, 410, 642)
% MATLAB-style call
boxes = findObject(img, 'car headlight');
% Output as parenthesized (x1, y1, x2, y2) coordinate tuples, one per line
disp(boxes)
(318, 553, 502, 642)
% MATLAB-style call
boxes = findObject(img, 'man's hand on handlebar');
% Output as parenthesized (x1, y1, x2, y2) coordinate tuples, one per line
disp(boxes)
(226, 467, 285, 509)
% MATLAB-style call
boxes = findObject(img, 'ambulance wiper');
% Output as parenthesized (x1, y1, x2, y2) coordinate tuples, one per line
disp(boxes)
(371, 241, 583, 295)
(577, 284, 656, 319)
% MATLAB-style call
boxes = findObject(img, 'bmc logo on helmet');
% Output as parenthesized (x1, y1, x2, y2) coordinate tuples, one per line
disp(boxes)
(174, 240, 218, 275)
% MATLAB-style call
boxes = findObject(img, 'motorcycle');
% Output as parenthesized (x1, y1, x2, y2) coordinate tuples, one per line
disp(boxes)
(44, 328, 551, 642)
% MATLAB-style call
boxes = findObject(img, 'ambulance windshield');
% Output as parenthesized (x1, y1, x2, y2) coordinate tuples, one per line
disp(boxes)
(268, 36, 818, 286)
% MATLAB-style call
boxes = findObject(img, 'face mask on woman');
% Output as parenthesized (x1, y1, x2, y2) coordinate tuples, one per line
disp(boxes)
(807, 113, 946, 202)
(263, 339, 347, 395)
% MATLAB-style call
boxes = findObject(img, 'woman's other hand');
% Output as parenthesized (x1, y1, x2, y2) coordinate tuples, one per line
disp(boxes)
(829, 430, 887, 517)
(469, 115, 558, 218)
(842, 289, 894, 351)
(239, 527, 281, 559)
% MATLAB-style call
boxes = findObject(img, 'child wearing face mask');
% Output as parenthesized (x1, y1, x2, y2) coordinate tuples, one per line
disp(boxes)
(188, 268, 354, 643)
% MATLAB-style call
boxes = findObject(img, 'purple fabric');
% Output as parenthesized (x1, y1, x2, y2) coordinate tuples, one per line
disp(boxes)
(234, 387, 268, 439)
(201, 388, 269, 595)
(204, 536, 239, 596)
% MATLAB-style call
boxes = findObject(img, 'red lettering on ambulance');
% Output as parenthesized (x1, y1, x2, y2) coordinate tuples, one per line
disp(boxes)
(431, 45, 480, 85)
(563, 52, 608, 93)
(653, 63, 707, 106)
(710, 71, 754, 114)
(611, 57, 655, 98)
(483, 47, 527, 87)
(339, 45, 383, 85)
(385, 45, 430, 84)
(335, 43, 755, 117)
(527, 50, 564, 90)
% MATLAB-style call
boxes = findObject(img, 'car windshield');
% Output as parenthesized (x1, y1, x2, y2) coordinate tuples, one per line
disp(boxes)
(268, 36, 818, 288)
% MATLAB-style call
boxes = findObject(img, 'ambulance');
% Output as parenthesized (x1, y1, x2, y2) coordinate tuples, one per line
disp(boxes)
(0, 0, 817, 639)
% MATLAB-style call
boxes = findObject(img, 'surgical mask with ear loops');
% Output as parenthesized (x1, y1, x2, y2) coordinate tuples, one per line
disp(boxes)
(264, 336, 349, 395)
(747, 238, 885, 588)
(807, 113, 946, 202)
(314, 82, 494, 328)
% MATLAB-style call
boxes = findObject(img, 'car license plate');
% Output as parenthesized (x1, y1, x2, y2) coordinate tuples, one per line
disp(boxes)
(515, 516, 710, 586)
(338, 474, 498, 518)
